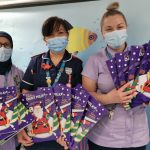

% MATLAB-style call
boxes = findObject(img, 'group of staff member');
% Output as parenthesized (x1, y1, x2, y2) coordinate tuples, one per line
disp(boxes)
(0, 1, 149, 150)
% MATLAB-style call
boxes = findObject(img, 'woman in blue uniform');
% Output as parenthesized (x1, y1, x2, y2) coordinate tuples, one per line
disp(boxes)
(18, 16, 82, 150)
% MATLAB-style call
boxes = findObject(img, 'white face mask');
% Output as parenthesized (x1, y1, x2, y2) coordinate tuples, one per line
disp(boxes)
(47, 36, 68, 53)
(0, 47, 12, 62)
(104, 29, 128, 49)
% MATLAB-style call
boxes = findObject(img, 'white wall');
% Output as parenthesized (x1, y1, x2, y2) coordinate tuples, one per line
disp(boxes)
(1, 0, 150, 70)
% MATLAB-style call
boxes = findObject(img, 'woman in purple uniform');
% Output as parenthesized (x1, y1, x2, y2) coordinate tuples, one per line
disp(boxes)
(0, 31, 24, 150)
(82, 2, 149, 150)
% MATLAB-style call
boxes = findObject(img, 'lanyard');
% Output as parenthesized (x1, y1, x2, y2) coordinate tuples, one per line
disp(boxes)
(105, 48, 113, 60)
(4, 72, 9, 87)
(45, 59, 65, 87)
(105, 48, 117, 118)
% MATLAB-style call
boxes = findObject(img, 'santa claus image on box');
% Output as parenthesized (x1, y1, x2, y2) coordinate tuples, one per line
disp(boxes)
(27, 103, 54, 138)
(0, 102, 13, 130)
(136, 71, 150, 97)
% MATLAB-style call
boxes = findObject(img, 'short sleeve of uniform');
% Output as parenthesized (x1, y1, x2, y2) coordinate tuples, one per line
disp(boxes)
(82, 55, 99, 81)
(72, 57, 83, 87)
(20, 58, 36, 91)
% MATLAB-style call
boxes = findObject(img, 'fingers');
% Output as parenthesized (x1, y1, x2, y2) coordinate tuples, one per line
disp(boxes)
(64, 144, 69, 150)
(116, 90, 135, 104)
(56, 136, 68, 149)
(22, 142, 34, 147)
(56, 137, 61, 145)
(22, 132, 32, 142)
(122, 95, 133, 103)
(122, 88, 136, 97)
(143, 102, 150, 106)
(119, 82, 131, 92)
(133, 91, 138, 97)
(17, 129, 33, 146)
(118, 82, 137, 103)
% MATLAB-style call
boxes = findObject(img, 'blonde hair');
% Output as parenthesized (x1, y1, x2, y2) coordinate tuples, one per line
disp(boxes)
(100, 2, 127, 30)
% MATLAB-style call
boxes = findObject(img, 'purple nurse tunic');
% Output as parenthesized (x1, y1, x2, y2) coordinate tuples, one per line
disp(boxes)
(82, 46, 149, 148)
(0, 64, 24, 150)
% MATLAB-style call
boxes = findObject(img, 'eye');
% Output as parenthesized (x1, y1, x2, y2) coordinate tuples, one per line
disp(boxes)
(59, 31, 64, 34)
(89, 34, 97, 40)
(4, 43, 11, 48)
(0, 43, 11, 48)
(106, 29, 112, 32)
(117, 26, 125, 30)
(105, 28, 113, 32)
(58, 30, 66, 34)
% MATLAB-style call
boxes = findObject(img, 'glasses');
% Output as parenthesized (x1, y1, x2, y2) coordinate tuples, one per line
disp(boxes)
(0, 43, 11, 49)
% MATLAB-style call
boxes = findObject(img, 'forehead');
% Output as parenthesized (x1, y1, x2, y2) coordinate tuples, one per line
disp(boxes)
(0, 37, 10, 43)
(103, 14, 126, 27)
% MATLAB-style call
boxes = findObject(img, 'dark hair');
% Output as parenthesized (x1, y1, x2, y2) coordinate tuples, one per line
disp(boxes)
(42, 16, 73, 37)
(0, 31, 13, 48)
(101, 2, 127, 30)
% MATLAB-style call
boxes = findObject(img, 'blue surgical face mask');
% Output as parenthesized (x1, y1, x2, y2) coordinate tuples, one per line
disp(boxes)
(0, 47, 12, 62)
(104, 29, 128, 49)
(47, 36, 68, 53)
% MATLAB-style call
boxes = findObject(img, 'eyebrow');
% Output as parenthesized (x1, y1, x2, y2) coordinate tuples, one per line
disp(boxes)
(104, 23, 126, 29)
(105, 26, 112, 28)
(117, 23, 126, 26)
(0, 42, 10, 44)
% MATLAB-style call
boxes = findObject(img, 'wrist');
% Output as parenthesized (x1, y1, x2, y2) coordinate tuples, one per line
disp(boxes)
(105, 92, 117, 104)
(98, 92, 113, 105)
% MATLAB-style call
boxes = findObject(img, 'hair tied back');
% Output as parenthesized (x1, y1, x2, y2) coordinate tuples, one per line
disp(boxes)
(107, 2, 119, 11)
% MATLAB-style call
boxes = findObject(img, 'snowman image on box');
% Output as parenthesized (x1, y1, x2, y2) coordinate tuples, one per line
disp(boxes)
(28, 103, 53, 138)
(58, 101, 71, 136)
(74, 116, 94, 143)
(71, 107, 84, 137)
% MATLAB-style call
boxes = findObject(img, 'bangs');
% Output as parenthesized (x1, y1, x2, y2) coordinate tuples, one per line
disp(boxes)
(53, 20, 63, 32)
(42, 17, 67, 37)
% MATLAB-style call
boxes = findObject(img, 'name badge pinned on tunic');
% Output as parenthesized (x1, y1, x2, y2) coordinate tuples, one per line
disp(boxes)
(13, 75, 20, 94)
(65, 67, 72, 75)
(65, 67, 72, 88)
(109, 110, 114, 120)
(46, 77, 51, 87)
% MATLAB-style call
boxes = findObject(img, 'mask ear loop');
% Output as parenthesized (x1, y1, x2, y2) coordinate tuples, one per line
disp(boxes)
(63, 54, 72, 63)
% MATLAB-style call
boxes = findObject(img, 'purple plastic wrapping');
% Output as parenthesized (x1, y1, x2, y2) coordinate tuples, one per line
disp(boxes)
(17, 101, 34, 132)
(0, 131, 17, 140)
(106, 58, 119, 88)
(22, 91, 54, 143)
(70, 84, 89, 147)
(36, 87, 60, 141)
(0, 87, 18, 134)
(53, 84, 72, 143)
(138, 43, 150, 76)
(71, 95, 108, 149)
(106, 42, 150, 109)
(128, 45, 145, 81)
(115, 50, 130, 86)
(0, 131, 17, 145)
(130, 42, 150, 107)
(130, 92, 150, 108)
